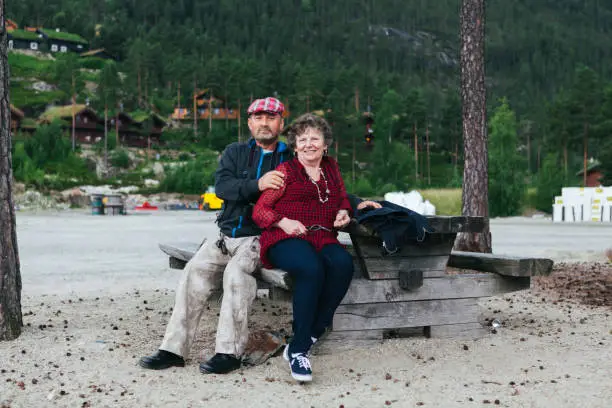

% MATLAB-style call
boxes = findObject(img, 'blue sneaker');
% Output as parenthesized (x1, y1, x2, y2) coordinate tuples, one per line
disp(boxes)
(288, 352, 312, 382)
(283, 337, 318, 362)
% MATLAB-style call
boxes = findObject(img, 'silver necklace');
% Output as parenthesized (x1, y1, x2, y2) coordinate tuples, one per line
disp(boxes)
(308, 168, 330, 204)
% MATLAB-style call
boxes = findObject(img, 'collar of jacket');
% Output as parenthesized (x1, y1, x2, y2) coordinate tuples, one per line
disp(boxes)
(247, 138, 288, 153)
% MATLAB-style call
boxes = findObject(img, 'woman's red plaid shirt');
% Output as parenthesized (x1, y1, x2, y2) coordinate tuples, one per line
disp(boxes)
(253, 156, 352, 268)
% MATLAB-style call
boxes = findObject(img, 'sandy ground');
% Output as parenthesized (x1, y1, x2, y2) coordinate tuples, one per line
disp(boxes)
(1, 210, 611, 408)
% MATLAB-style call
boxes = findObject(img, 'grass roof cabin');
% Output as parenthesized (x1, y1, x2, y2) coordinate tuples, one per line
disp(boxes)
(37, 28, 88, 54)
(8, 29, 44, 52)
(39, 105, 104, 145)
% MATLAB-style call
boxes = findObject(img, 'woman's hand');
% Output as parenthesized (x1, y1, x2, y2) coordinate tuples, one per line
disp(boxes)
(357, 200, 382, 211)
(333, 210, 351, 229)
(276, 218, 307, 236)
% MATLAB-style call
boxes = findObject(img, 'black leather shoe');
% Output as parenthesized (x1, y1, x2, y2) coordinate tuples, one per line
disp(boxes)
(138, 350, 185, 370)
(199, 353, 241, 374)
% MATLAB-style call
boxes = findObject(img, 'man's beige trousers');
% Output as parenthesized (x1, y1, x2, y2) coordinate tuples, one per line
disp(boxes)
(159, 235, 260, 358)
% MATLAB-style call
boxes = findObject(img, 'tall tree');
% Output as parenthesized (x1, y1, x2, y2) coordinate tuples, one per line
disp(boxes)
(454, 0, 492, 253)
(98, 60, 121, 170)
(488, 99, 525, 218)
(1, 0, 24, 340)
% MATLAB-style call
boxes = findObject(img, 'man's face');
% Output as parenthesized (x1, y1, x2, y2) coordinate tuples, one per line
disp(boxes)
(248, 112, 284, 146)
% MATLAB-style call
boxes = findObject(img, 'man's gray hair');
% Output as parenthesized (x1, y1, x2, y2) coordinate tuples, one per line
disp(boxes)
(283, 113, 333, 151)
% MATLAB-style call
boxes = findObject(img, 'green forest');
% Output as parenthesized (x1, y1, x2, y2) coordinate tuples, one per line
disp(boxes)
(7, 0, 612, 215)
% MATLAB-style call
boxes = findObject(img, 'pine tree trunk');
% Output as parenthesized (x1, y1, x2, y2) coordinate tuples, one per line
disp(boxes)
(454, 0, 492, 253)
(583, 122, 588, 187)
(115, 111, 120, 147)
(413, 122, 418, 182)
(104, 105, 108, 175)
(563, 142, 568, 175)
(0, 0, 24, 340)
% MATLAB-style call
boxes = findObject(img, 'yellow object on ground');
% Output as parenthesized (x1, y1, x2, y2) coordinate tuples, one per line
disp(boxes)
(201, 191, 223, 211)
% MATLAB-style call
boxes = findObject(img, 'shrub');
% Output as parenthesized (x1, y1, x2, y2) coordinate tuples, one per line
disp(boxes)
(12, 121, 97, 189)
(534, 153, 566, 212)
(110, 149, 131, 169)
(159, 157, 216, 194)
(488, 100, 526, 217)
(352, 178, 376, 198)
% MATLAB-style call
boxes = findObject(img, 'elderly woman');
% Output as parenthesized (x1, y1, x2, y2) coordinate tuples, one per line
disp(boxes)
(252, 113, 354, 382)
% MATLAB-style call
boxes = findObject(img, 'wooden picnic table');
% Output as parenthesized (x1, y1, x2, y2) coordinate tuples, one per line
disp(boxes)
(159, 215, 554, 349)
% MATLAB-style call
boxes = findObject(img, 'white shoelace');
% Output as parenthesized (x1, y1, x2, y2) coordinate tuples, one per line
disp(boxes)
(292, 354, 312, 370)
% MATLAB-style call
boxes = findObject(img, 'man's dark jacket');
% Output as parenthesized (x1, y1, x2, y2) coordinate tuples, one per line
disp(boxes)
(215, 138, 291, 238)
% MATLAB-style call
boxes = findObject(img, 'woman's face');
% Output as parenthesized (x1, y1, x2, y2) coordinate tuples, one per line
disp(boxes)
(295, 128, 327, 163)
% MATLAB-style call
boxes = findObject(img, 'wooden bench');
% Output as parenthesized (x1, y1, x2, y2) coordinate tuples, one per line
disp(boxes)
(159, 215, 554, 349)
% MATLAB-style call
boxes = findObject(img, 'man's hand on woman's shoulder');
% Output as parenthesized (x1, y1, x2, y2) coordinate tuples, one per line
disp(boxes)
(258, 170, 285, 191)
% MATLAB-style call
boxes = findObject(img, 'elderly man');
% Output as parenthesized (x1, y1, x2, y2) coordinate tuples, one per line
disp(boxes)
(139, 97, 291, 374)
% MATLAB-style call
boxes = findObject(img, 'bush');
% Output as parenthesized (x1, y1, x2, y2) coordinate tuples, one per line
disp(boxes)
(12, 143, 45, 186)
(93, 132, 117, 154)
(110, 149, 131, 169)
(161, 128, 193, 149)
(534, 153, 566, 212)
(351, 178, 376, 197)
(159, 157, 217, 194)
(488, 100, 526, 217)
(12, 121, 97, 189)
(205, 126, 239, 152)
(80, 57, 106, 70)
(366, 140, 415, 193)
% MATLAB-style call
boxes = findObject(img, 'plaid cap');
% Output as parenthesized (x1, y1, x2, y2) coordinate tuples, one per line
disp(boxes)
(247, 97, 285, 116)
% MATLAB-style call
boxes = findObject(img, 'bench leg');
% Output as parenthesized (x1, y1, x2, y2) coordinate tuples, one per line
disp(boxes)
(169, 256, 187, 269)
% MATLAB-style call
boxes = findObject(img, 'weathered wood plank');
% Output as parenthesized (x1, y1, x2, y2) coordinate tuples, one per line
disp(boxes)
(341, 274, 530, 304)
(159, 242, 293, 290)
(169, 256, 187, 270)
(159, 242, 200, 263)
(351, 233, 457, 258)
(424, 322, 489, 340)
(360, 256, 450, 280)
(448, 251, 554, 277)
(333, 298, 480, 331)
(345, 216, 487, 236)
(357, 268, 448, 281)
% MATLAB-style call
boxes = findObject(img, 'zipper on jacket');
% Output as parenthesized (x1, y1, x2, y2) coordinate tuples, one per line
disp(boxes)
(231, 215, 243, 238)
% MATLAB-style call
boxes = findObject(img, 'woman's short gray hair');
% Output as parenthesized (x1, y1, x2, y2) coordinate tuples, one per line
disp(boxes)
(283, 113, 333, 151)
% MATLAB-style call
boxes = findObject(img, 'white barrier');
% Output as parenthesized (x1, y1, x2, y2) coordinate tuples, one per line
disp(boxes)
(552, 186, 612, 223)
(383, 191, 436, 215)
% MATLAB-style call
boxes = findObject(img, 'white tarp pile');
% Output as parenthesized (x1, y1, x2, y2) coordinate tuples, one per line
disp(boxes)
(552, 187, 612, 222)
(383, 190, 436, 215)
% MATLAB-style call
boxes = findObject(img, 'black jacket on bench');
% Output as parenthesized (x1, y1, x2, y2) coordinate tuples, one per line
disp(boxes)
(354, 201, 433, 255)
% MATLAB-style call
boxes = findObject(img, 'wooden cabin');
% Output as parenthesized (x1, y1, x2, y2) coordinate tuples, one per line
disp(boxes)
(577, 159, 604, 187)
(39, 105, 104, 144)
(6, 19, 18, 32)
(108, 111, 167, 148)
(36, 28, 88, 53)
(172, 90, 239, 121)
(8, 29, 44, 51)
(129, 111, 167, 148)
(10, 105, 24, 134)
